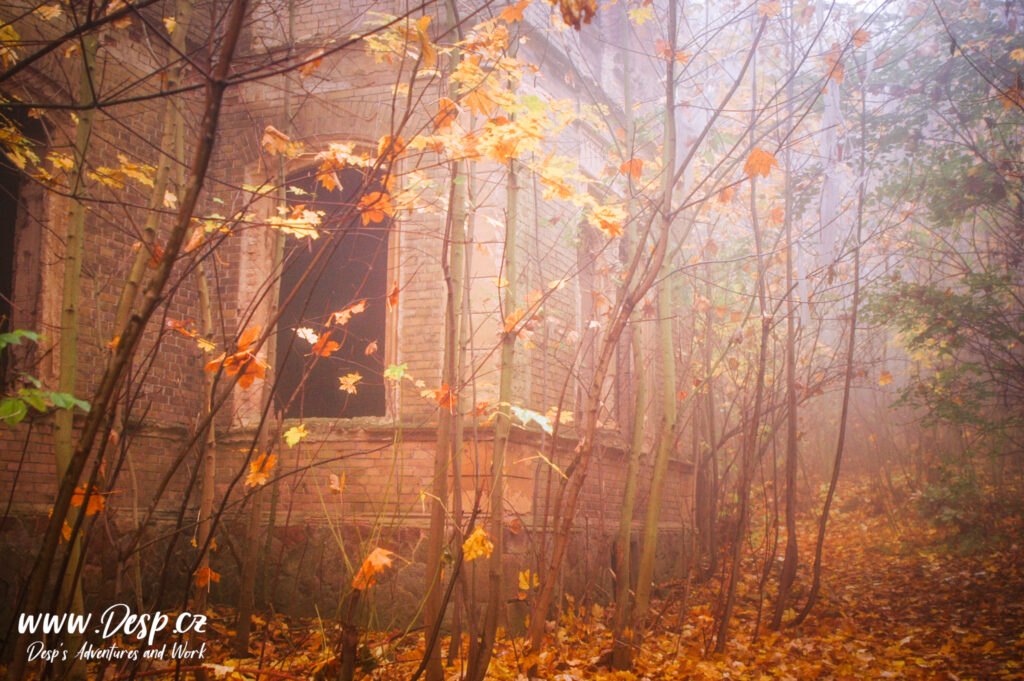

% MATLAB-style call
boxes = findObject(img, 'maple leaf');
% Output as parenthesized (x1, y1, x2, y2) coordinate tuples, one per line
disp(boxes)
(878, 370, 893, 386)
(462, 526, 494, 561)
(620, 158, 643, 181)
(204, 326, 267, 389)
(357, 191, 394, 225)
(1012, 48, 1024, 63)
(376, 135, 407, 164)
(71, 486, 106, 516)
(364, 340, 378, 356)
(628, 5, 652, 25)
(434, 97, 458, 130)
(246, 453, 277, 487)
(718, 185, 736, 203)
(852, 29, 871, 48)
(311, 331, 340, 357)
(500, 0, 532, 23)
(352, 547, 395, 590)
(298, 47, 325, 77)
(758, 0, 782, 17)
(769, 205, 785, 225)
(194, 566, 221, 589)
(238, 326, 260, 351)
(587, 204, 626, 238)
(518, 569, 539, 590)
(744, 146, 778, 178)
(339, 372, 362, 395)
(384, 363, 407, 382)
(504, 308, 525, 334)
(329, 472, 345, 494)
(261, 125, 292, 155)
(283, 424, 307, 448)
(435, 382, 456, 410)
(329, 299, 367, 326)
(824, 42, 845, 83)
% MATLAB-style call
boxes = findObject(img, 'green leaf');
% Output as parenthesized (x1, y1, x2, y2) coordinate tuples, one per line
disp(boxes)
(17, 389, 47, 412)
(0, 398, 27, 426)
(383, 363, 408, 382)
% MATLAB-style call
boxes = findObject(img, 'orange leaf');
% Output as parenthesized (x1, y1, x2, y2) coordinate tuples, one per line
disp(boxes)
(500, 0, 532, 23)
(311, 331, 340, 357)
(364, 340, 378, 356)
(261, 125, 291, 155)
(878, 370, 893, 386)
(620, 158, 643, 181)
(718, 186, 736, 203)
(298, 48, 325, 77)
(352, 547, 395, 590)
(329, 472, 346, 494)
(744, 147, 778, 178)
(758, 0, 781, 17)
(195, 566, 221, 588)
(434, 97, 458, 130)
(852, 29, 870, 47)
(71, 486, 106, 516)
(435, 382, 456, 411)
(246, 453, 277, 487)
(504, 308, 525, 334)
(147, 242, 164, 269)
(338, 372, 362, 395)
(376, 135, 406, 163)
(357, 191, 394, 225)
(824, 42, 845, 83)
(238, 326, 261, 352)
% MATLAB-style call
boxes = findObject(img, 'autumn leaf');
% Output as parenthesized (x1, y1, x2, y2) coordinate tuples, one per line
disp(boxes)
(587, 204, 626, 238)
(311, 331, 340, 357)
(504, 308, 525, 334)
(329, 472, 345, 494)
(500, 0, 532, 23)
(718, 185, 736, 203)
(352, 547, 395, 590)
(434, 97, 458, 130)
(435, 382, 456, 410)
(298, 48, 325, 77)
(204, 326, 267, 389)
(852, 29, 871, 48)
(878, 370, 893, 386)
(620, 158, 643, 181)
(628, 6, 652, 25)
(758, 0, 781, 17)
(338, 372, 362, 395)
(744, 146, 778, 178)
(329, 299, 367, 326)
(195, 566, 221, 589)
(163, 16, 176, 33)
(364, 340, 378, 356)
(462, 526, 494, 561)
(518, 569, 539, 591)
(1011, 48, 1024, 63)
(261, 125, 291, 155)
(384, 363, 407, 382)
(824, 42, 845, 83)
(376, 135, 407, 163)
(357, 191, 394, 225)
(246, 453, 277, 487)
(283, 424, 307, 448)
(71, 486, 106, 516)
(386, 280, 400, 310)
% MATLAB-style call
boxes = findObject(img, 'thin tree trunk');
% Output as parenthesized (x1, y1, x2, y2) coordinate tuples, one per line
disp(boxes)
(793, 68, 867, 626)
(51, 28, 99, 681)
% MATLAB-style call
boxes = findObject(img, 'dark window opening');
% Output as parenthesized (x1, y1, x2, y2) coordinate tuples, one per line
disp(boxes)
(275, 166, 389, 419)
(0, 107, 43, 386)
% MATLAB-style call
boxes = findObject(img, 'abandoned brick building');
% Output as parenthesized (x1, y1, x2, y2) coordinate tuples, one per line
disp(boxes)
(0, 0, 692, 618)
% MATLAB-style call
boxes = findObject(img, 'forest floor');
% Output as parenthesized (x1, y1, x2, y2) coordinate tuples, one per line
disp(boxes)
(24, 475, 1024, 681)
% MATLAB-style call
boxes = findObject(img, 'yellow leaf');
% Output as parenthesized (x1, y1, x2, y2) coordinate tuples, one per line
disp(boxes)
(758, 1, 781, 17)
(587, 204, 626, 238)
(34, 4, 62, 20)
(163, 16, 176, 33)
(283, 424, 307, 448)
(462, 526, 494, 561)
(1011, 48, 1024, 62)
(628, 6, 653, 25)
(329, 472, 345, 494)
(878, 370, 893, 386)
(338, 372, 362, 395)
(518, 569, 539, 590)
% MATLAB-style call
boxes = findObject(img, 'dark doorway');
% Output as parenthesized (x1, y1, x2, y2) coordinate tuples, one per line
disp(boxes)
(275, 167, 389, 419)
